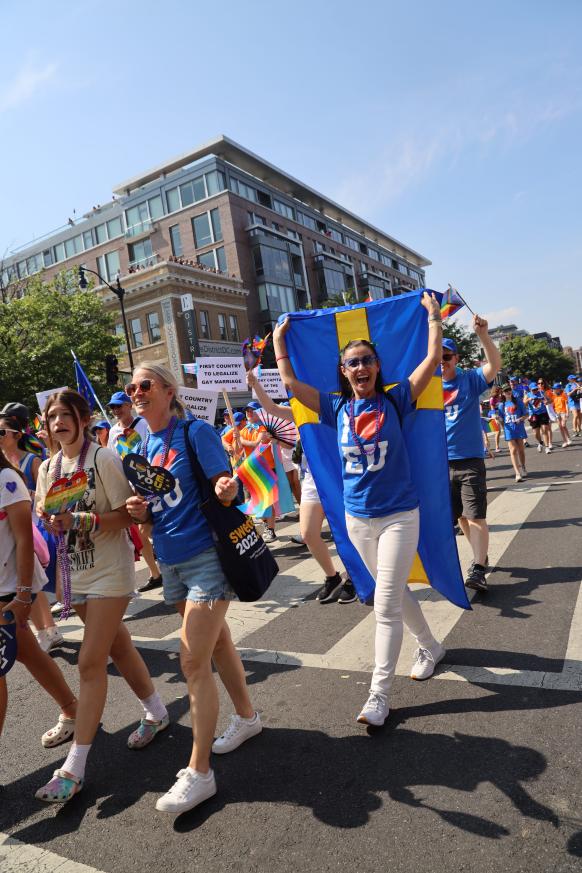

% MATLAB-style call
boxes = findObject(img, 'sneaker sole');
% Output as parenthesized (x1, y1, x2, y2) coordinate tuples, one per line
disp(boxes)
(212, 722, 262, 754)
(411, 648, 446, 681)
(356, 712, 388, 726)
(128, 716, 170, 750)
(338, 595, 358, 604)
(319, 581, 345, 604)
(155, 782, 217, 813)
(465, 579, 488, 592)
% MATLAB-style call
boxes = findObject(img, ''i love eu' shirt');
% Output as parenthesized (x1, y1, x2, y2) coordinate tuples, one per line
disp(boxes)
(443, 367, 492, 460)
(319, 383, 418, 518)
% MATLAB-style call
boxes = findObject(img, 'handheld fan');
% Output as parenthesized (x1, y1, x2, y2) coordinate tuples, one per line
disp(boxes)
(255, 409, 297, 447)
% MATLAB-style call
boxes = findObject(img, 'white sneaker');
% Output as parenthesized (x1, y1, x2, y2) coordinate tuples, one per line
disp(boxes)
(357, 692, 389, 726)
(521, 467, 527, 478)
(545, 446, 553, 454)
(155, 768, 216, 813)
(515, 474, 524, 483)
(410, 643, 446, 680)
(537, 444, 543, 453)
(50, 600, 64, 615)
(212, 712, 262, 754)
(37, 627, 65, 653)
(565, 441, 573, 447)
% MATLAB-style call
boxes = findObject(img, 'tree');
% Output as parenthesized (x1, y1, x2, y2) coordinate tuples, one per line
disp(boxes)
(442, 319, 480, 367)
(500, 336, 575, 384)
(0, 269, 120, 413)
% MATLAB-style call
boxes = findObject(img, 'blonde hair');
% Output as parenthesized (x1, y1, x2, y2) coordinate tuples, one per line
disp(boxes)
(133, 361, 187, 419)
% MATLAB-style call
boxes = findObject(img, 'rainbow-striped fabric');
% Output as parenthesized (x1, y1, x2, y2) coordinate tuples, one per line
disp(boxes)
(440, 286, 465, 320)
(236, 443, 278, 515)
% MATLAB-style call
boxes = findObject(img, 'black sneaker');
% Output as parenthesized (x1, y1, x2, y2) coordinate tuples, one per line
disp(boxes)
(317, 573, 344, 603)
(468, 555, 489, 575)
(139, 575, 163, 592)
(337, 579, 357, 604)
(465, 566, 488, 592)
(262, 529, 277, 543)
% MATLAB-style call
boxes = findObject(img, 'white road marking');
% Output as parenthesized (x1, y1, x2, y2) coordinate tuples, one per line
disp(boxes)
(0, 832, 104, 873)
(563, 580, 582, 673)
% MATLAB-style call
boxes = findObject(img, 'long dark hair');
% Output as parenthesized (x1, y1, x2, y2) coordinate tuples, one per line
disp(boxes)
(0, 447, 25, 482)
(0, 413, 45, 456)
(44, 390, 92, 456)
(337, 339, 385, 398)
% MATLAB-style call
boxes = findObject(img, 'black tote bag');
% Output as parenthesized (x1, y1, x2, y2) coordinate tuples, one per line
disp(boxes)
(185, 423, 279, 602)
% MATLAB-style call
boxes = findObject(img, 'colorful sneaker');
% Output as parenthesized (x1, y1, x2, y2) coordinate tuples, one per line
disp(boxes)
(155, 768, 216, 814)
(337, 579, 358, 604)
(317, 573, 344, 603)
(212, 712, 262, 754)
(410, 643, 446, 680)
(127, 713, 170, 749)
(357, 692, 389, 726)
(35, 769, 83, 803)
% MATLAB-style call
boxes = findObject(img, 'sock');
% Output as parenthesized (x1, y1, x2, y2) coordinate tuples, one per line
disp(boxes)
(240, 711, 257, 723)
(140, 691, 167, 723)
(473, 563, 486, 572)
(191, 768, 214, 780)
(62, 742, 91, 781)
(325, 572, 341, 582)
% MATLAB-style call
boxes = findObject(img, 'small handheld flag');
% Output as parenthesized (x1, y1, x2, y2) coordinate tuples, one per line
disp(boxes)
(482, 417, 500, 433)
(235, 444, 278, 515)
(116, 428, 142, 458)
(242, 334, 270, 370)
(440, 286, 465, 320)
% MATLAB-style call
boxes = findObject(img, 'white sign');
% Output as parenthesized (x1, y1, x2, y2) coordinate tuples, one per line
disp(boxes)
(195, 357, 247, 392)
(36, 386, 68, 412)
(180, 293, 193, 312)
(177, 387, 219, 424)
(253, 369, 286, 400)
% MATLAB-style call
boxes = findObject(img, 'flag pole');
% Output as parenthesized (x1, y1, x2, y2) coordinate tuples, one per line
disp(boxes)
(222, 390, 244, 465)
(70, 350, 110, 422)
(448, 284, 475, 316)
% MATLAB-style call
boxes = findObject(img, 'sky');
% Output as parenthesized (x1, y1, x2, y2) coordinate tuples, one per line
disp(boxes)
(1, 0, 581, 346)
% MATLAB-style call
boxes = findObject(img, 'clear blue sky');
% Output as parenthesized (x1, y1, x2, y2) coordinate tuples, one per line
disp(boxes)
(1, 0, 580, 347)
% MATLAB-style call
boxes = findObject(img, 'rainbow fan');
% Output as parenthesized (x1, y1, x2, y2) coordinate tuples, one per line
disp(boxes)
(43, 471, 88, 515)
(255, 409, 297, 447)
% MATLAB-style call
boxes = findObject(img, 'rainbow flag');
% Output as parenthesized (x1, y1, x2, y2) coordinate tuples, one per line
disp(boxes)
(440, 286, 465, 320)
(482, 417, 500, 433)
(242, 334, 270, 370)
(235, 444, 278, 515)
(32, 414, 42, 432)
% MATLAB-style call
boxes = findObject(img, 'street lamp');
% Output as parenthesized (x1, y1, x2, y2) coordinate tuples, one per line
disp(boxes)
(78, 266, 134, 370)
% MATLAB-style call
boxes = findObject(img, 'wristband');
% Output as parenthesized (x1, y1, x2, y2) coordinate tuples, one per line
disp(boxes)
(17, 585, 33, 592)
(14, 596, 32, 605)
(276, 355, 289, 362)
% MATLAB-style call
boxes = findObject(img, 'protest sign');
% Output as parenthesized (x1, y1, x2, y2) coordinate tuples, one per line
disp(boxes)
(177, 387, 219, 424)
(36, 387, 68, 412)
(253, 368, 286, 400)
(195, 357, 247, 392)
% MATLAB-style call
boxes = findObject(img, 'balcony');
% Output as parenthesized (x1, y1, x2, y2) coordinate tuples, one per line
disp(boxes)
(125, 219, 153, 239)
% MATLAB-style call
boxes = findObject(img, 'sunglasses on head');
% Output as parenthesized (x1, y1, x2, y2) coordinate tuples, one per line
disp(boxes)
(0, 428, 18, 437)
(342, 354, 378, 370)
(442, 353, 455, 361)
(125, 379, 156, 396)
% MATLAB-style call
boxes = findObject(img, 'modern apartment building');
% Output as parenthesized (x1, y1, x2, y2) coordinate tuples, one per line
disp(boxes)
(2, 136, 431, 383)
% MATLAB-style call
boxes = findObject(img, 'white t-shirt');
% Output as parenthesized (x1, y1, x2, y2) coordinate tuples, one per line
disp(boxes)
(36, 444, 135, 597)
(0, 468, 47, 595)
(107, 416, 148, 453)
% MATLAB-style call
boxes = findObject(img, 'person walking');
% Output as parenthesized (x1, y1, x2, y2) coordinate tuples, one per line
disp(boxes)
(545, 383, 572, 447)
(496, 385, 528, 482)
(124, 363, 261, 815)
(274, 292, 446, 727)
(525, 382, 553, 453)
(441, 315, 502, 593)
(34, 389, 168, 804)
(565, 375, 582, 437)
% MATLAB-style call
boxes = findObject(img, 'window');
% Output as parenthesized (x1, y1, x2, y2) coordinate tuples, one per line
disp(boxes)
(54, 242, 65, 262)
(197, 250, 216, 269)
(218, 313, 227, 341)
(43, 249, 53, 267)
(257, 190, 272, 208)
(169, 225, 183, 256)
(107, 217, 123, 238)
(230, 177, 257, 202)
(166, 187, 180, 212)
(247, 211, 266, 226)
(97, 250, 121, 282)
(345, 236, 359, 252)
(298, 212, 317, 231)
(199, 310, 210, 339)
(65, 236, 82, 258)
(130, 318, 143, 348)
(179, 182, 194, 207)
(329, 228, 343, 244)
(368, 248, 379, 261)
(258, 282, 296, 315)
(228, 315, 239, 341)
(148, 195, 163, 220)
(125, 202, 149, 231)
(95, 224, 108, 245)
(205, 170, 226, 196)
(83, 230, 94, 249)
(115, 323, 127, 353)
(216, 246, 227, 272)
(210, 208, 222, 242)
(26, 254, 42, 275)
(273, 199, 295, 220)
(192, 213, 212, 247)
(147, 311, 161, 343)
(128, 238, 153, 266)
(252, 244, 291, 282)
(192, 176, 206, 201)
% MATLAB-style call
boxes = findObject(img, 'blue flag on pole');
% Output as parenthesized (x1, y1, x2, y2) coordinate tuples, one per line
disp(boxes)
(74, 358, 97, 411)
(282, 290, 470, 610)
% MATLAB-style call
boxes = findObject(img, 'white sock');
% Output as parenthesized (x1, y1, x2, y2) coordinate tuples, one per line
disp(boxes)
(240, 712, 257, 723)
(140, 691, 167, 722)
(191, 768, 213, 780)
(62, 742, 91, 781)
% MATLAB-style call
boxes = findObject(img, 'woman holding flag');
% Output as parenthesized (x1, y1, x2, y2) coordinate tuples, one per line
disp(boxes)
(274, 292, 446, 727)
(125, 362, 261, 816)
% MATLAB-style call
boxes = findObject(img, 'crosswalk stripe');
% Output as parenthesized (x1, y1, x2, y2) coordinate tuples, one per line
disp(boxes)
(0, 832, 104, 873)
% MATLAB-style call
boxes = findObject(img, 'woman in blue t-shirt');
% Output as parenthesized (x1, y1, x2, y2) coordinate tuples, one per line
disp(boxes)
(274, 293, 445, 727)
(496, 385, 528, 483)
(125, 363, 261, 817)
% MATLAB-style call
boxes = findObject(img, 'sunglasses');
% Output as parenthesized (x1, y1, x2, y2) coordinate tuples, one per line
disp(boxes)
(0, 428, 18, 437)
(442, 353, 455, 361)
(125, 379, 156, 396)
(342, 354, 378, 370)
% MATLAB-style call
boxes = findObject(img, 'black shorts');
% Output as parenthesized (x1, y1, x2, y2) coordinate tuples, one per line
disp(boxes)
(529, 412, 550, 428)
(448, 458, 488, 522)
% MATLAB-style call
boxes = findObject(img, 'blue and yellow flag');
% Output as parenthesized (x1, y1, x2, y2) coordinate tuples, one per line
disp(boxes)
(283, 290, 469, 610)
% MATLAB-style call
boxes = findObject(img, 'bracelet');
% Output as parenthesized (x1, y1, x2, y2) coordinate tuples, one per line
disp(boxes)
(16, 585, 33, 592)
(92, 513, 100, 533)
(428, 317, 442, 324)
(14, 596, 32, 605)
(276, 354, 289, 362)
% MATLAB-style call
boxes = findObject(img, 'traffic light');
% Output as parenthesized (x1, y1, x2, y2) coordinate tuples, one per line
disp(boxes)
(105, 354, 119, 385)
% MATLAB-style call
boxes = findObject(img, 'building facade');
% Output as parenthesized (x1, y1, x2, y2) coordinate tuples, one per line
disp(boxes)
(2, 136, 431, 385)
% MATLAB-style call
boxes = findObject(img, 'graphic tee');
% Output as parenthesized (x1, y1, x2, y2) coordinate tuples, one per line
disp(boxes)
(443, 367, 492, 460)
(525, 390, 547, 417)
(108, 416, 148, 455)
(0, 468, 47, 595)
(497, 398, 527, 441)
(146, 420, 230, 565)
(319, 384, 418, 519)
(36, 444, 135, 597)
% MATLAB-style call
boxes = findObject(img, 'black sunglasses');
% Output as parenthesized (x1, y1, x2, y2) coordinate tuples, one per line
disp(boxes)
(342, 354, 378, 370)
(125, 379, 156, 396)
(442, 353, 455, 361)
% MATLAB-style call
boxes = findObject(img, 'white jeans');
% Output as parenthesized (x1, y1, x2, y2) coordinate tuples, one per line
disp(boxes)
(346, 507, 436, 697)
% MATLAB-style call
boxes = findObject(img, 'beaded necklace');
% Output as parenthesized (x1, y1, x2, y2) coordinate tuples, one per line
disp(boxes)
(141, 415, 178, 472)
(348, 393, 382, 457)
(51, 438, 90, 620)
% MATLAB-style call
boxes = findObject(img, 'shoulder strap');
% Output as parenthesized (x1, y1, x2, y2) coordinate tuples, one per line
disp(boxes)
(184, 421, 211, 502)
(94, 446, 105, 491)
(383, 387, 403, 428)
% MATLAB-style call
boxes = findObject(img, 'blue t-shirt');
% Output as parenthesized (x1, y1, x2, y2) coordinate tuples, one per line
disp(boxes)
(525, 390, 547, 417)
(443, 367, 492, 460)
(145, 419, 230, 565)
(318, 384, 418, 519)
(565, 382, 579, 409)
(497, 398, 527, 441)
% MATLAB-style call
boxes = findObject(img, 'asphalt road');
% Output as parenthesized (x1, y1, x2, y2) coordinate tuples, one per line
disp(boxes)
(1, 437, 581, 873)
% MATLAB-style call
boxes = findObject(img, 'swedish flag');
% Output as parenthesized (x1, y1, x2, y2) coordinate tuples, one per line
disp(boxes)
(283, 290, 469, 610)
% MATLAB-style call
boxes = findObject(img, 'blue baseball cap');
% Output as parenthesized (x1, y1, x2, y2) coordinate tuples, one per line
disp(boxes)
(529, 382, 538, 390)
(108, 391, 132, 406)
(442, 339, 458, 354)
(90, 419, 111, 432)
(552, 382, 563, 389)
(509, 375, 519, 381)
(568, 374, 577, 380)
(245, 400, 261, 410)
(233, 412, 245, 424)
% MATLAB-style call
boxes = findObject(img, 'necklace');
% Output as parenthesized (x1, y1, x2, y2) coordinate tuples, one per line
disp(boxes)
(51, 438, 90, 620)
(348, 394, 382, 457)
(142, 416, 177, 468)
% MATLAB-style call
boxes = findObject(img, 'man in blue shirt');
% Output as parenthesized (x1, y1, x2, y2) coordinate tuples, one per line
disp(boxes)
(442, 316, 501, 592)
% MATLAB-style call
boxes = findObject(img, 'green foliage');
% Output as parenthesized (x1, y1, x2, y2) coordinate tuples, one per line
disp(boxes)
(0, 270, 120, 413)
(442, 320, 480, 367)
(500, 336, 575, 383)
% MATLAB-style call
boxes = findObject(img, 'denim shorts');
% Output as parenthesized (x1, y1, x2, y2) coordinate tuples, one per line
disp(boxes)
(159, 546, 236, 606)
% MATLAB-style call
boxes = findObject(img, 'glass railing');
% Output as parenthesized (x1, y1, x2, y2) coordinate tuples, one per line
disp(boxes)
(125, 219, 153, 238)
(128, 254, 158, 269)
